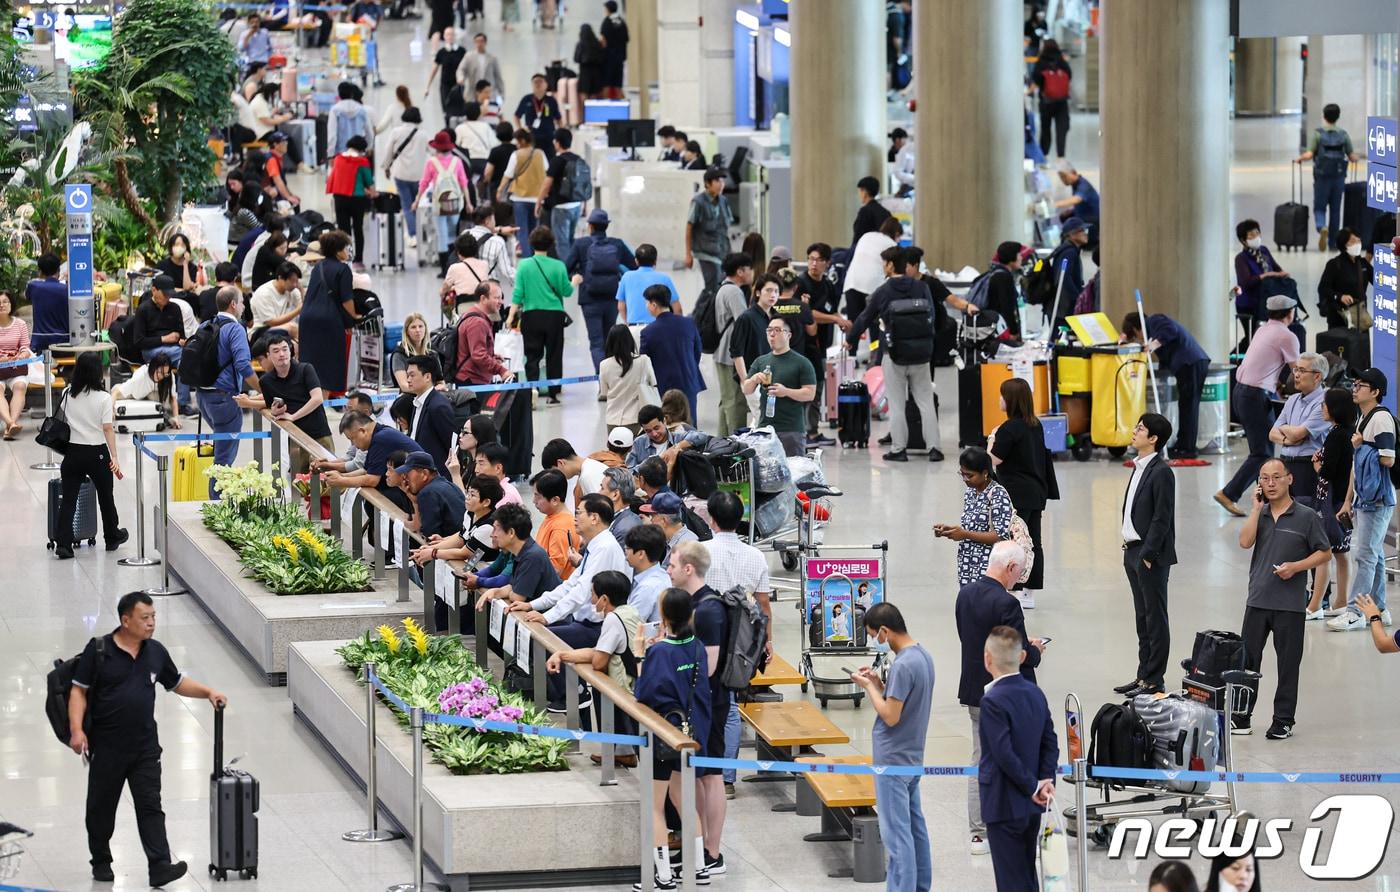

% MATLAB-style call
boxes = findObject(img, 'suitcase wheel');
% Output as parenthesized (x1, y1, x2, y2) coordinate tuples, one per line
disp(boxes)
(1072, 440, 1093, 462)
(780, 552, 798, 572)
(1107, 446, 1127, 459)
(88, 538, 96, 547)
(240, 869, 257, 880)
(819, 697, 828, 708)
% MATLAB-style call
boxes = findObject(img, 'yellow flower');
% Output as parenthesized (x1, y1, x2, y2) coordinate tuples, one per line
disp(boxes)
(280, 538, 299, 563)
(378, 624, 402, 653)
(402, 617, 429, 656)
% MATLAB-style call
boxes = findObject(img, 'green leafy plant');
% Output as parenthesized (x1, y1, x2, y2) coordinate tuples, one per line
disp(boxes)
(338, 624, 569, 775)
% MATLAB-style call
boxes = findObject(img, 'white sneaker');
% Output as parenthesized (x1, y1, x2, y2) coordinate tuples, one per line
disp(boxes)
(969, 834, 989, 856)
(1017, 592, 1035, 610)
(405, 236, 417, 249)
(1323, 607, 1347, 617)
(1383, 610, 1394, 627)
(1327, 611, 1367, 632)
(1305, 608, 1324, 621)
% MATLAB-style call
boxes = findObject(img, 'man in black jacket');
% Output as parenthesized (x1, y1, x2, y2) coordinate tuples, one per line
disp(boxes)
(851, 175, 893, 247)
(846, 246, 943, 463)
(402, 354, 458, 478)
(954, 541, 1045, 857)
(1116, 412, 1177, 697)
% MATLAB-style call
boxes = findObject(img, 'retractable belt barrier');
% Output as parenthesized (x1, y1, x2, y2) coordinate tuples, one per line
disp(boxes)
(0, 355, 44, 370)
(321, 374, 599, 408)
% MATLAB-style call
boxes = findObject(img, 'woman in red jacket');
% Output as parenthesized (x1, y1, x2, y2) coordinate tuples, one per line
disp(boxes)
(325, 134, 378, 269)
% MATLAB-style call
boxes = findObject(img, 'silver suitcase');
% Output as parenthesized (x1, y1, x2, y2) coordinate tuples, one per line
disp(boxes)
(1131, 692, 1219, 793)
(366, 212, 404, 271)
(113, 399, 167, 433)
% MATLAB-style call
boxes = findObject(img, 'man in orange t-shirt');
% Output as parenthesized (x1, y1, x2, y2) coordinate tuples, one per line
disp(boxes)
(531, 468, 578, 580)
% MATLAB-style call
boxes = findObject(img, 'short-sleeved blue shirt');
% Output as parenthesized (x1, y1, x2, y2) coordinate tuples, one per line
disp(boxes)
(873, 643, 935, 765)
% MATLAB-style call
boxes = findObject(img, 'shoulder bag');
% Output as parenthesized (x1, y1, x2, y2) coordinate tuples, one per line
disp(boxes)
(654, 639, 699, 768)
(532, 257, 573, 327)
(36, 388, 72, 454)
(384, 126, 419, 178)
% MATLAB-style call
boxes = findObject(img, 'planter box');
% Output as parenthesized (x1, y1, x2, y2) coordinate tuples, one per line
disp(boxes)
(166, 502, 418, 684)
(287, 641, 641, 885)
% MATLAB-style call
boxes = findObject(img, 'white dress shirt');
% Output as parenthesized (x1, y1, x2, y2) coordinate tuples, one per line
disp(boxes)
(1121, 452, 1156, 543)
(409, 390, 428, 441)
(531, 529, 632, 624)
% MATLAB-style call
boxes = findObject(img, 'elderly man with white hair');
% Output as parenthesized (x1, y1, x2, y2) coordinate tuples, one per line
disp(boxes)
(1270, 350, 1331, 497)
(953, 540, 1048, 857)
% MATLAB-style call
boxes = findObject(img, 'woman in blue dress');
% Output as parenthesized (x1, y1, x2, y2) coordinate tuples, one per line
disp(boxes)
(297, 230, 364, 394)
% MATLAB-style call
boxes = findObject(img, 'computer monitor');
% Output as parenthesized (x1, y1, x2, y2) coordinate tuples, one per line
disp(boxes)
(606, 118, 655, 160)
(583, 100, 630, 125)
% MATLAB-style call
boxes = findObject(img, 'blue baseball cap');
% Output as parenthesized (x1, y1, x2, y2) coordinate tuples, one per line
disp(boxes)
(640, 491, 684, 517)
(394, 451, 436, 475)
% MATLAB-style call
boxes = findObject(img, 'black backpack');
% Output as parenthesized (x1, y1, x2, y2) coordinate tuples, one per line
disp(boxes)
(884, 295, 935, 365)
(46, 637, 103, 746)
(700, 587, 769, 691)
(1088, 701, 1155, 776)
(430, 321, 463, 383)
(679, 502, 714, 542)
(107, 314, 140, 363)
(561, 154, 593, 203)
(1026, 246, 1072, 308)
(693, 285, 728, 354)
(671, 449, 718, 499)
(180, 315, 236, 389)
(585, 238, 623, 298)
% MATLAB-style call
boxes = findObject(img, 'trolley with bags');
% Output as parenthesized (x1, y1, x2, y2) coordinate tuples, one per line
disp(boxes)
(1063, 630, 1259, 848)
(796, 545, 889, 708)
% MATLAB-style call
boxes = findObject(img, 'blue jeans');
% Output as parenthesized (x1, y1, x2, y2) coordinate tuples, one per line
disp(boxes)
(551, 204, 581, 259)
(721, 700, 741, 783)
(1313, 173, 1346, 245)
(436, 213, 460, 254)
(580, 300, 617, 371)
(143, 345, 191, 408)
(1349, 503, 1394, 614)
(197, 390, 242, 499)
(394, 178, 420, 236)
(512, 201, 538, 256)
(875, 774, 932, 892)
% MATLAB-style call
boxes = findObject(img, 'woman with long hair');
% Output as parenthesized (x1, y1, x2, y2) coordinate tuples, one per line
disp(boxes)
(111, 353, 180, 430)
(1206, 852, 1260, 892)
(390, 313, 432, 390)
(0, 290, 31, 440)
(53, 352, 126, 558)
(1306, 386, 1358, 617)
(297, 230, 363, 393)
(573, 23, 606, 98)
(598, 324, 657, 432)
(422, 129, 474, 275)
(451, 413, 498, 490)
(934, 446, 1014, 586)
(989, 377, 1055, 608)
(376, 84, 416, 134)
(224, 172, 260, 252)
(660, 389, 692, 432)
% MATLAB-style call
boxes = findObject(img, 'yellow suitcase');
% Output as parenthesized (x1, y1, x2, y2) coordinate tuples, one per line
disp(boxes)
(172, 443, 215, 501)
(1089, 348, 1148, 449)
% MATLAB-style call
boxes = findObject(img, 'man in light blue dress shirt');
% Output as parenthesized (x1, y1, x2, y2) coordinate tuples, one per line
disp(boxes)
(1270, 351, 1331, 497)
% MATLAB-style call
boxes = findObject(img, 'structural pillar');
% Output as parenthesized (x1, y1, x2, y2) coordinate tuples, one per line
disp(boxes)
(913, 0, 1023, 271)
(789, 0, 884, 251)
(626, 0, 659, 119)
(1100, 0, 1231, 357)
(657, 0, 703, 126)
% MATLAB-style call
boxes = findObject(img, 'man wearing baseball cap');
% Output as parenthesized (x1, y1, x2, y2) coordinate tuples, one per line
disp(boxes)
(640, 491, 697, 560)
(1329, 367, 1397, 632)
(133, 275, 195, 414)
(565, 204, 638, 371)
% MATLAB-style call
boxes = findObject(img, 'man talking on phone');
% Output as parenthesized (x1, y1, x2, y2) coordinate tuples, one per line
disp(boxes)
(69, 592, 228, 886)
(1235, 457, 1331, 740)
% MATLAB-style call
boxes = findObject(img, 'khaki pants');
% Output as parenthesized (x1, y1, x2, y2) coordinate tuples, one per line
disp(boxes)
(883, 357, 939, 452)
(715, 359, 747, 436)
(968, 706, 985, 834)
(290, 435, 336, 477)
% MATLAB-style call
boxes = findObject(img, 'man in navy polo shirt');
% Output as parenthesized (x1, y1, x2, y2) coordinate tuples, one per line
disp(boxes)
(326, 410, 421, 562)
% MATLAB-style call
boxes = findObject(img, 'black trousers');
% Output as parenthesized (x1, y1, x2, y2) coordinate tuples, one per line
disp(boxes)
(987, 814, 1040, 892)
(58, 444, 121, 548)
(1284, 457, 1319, 500)
(520, 309, 567, 396)
(1013, 509, 1045, 591)
(333, 194, 371, 262)
(86, 742, 172, 872)
(546, 619, 601, 704)
(843, 289, 881, 357)
(1222, 384, 1276, 502)
(1172, 359, 1209, 457)
(1038, 99, 1070, 158)
(1241, 606, 1305, 726)
(1123, 543, 1170, 686)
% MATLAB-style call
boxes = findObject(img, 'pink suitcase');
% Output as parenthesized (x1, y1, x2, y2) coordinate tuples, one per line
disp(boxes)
(864, 365, 888, 420)
(280, 66, 298, 104)
(824, 350, 854, 425)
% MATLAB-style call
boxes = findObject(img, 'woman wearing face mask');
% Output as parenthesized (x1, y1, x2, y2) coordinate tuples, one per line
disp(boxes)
(1233, 219, 1298, 339)
(1206, 852, 1260, 892)
(156, 233, 199, 292)
(1317, 226, 1374, 330)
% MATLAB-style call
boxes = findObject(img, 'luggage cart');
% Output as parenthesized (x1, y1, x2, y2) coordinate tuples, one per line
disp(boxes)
(0, 824, 31, 881)
(711, 447, 839, 571)
(1062, 668, 1259, 849)
(797, 548, 889, 708)
(349, 316, 388, 391)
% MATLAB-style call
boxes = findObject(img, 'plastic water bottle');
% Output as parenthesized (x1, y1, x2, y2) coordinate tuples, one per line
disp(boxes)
(409, 26, 423, 61)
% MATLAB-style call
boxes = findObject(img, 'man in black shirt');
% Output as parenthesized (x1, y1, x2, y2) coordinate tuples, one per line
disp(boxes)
(199, 262, 241, 322)
(852, 176, 893, 247)
(513, 74, 561, 157)
(795, 242, 849, 445)
(236, 331, 331, 475)
(537, 127, 587, 258)
(69, 591, 227, 886)
(428, 27, 468, 119)
(134, 275, 194, 413)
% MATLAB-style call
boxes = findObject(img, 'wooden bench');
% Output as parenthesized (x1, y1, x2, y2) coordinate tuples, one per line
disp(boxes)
(751, 653, 806, 689)
(795, 755, 885, 883)
(738, 701, 850, 806)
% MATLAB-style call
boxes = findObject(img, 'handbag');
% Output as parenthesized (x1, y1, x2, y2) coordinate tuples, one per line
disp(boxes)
(36, 388, 72, 454)
(1038, 802, 1070, 891)
(1349, 301, 1374, 332)
(533, 257, 573, 327)
(653, 640, 699, 768)
(384, 126, 419, 178)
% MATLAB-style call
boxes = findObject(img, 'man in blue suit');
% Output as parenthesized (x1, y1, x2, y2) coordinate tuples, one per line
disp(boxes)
(402, 355, 459, 480)
(639, 284, 706, 423)
(978, 625, 1059, 891)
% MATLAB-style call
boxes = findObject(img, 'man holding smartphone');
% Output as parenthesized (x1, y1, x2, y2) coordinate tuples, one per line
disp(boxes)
(235, 331, 331, 475)
(1236, 457, 1332, 739)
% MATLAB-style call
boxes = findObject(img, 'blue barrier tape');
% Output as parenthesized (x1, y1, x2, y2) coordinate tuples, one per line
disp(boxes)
(460, 375, 598, 394)
(1089, 766, 1400, 785)
(138, 432, 271, 442)
(0, 355, 43, 370)
(139, 444, 161, 462)
(836, 396, 863, 404)
(366, 668, 413, 715)
(428, 712, 647, 747)
(691, 756, 1076, 778)
(0, 884, 62, 892)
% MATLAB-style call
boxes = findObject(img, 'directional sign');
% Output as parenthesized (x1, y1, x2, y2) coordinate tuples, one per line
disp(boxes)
(64, 184, 94, 345)
(1368, 117, 1398, 167)
(1368, 166, 1398, 215)
(1375, 245, 1398, 414)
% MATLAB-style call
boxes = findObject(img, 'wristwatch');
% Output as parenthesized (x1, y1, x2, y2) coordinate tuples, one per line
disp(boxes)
(1369, 614, 1384, 624)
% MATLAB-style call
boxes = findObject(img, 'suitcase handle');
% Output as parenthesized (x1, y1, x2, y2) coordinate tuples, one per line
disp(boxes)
(213, 703, 224, 780)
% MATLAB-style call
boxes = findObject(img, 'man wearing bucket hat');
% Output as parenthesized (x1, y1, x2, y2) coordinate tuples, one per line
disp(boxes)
(1215, 294, 1301, 517)
(565, 207, 638, 370)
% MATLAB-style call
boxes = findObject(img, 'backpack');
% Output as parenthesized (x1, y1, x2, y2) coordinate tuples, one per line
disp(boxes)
(430, 319, 464, 381)
(884, 295, 935, 365)
(671, 449, 718, 499)
(679, 502, 714, 542)
(431, 156, 465, 216)
(181, 315, 236, 389)
(965, 269, 995, 310)
(585, 238, 623, 298)
(1073, 274, 1100, 315)
(1040, 67, 1070, 101)
(107, 314, 140, 362)
(1358, 406, 1400, 490)
(561, 154, 593, 203)
(1025, 246, 1071, 307)
(693, 285, 729, 353)
(46, 637, 102, 746)
(333, 105, 371, 154)
(700, 586, 770, 691)
(1087, 701, 1155, 775)
(1315, 127, 1350, 178)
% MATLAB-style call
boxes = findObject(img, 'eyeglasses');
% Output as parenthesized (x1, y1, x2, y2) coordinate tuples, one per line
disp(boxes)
(1258, 474, 1291, 483)
(1133, 423, 1147, 433)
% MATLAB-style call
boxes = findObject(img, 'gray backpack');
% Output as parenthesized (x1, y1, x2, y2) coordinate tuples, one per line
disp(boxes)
(701, 587, 770, 691)
(1315, 127, 1350, 178)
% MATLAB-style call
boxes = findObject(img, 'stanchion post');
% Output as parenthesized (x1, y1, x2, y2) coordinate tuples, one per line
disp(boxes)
(638, 732, 655, 892)
(1073, 756, 1089, 892)
(344, 662, 403, 843)
(373, 506, 386, 580)
(119, 434, 159, 567)
(564, 664, 580, 753)
(251, 412, 265, 468)
(30, 349, 60, 471)
(386, 707, 447, 892)
(680, 750, 697, 892)
(399, 527, 412, 606)
(270, 423, 283, 479)
(351, 492, 364, 558)
(473, 599, 488, 666)
(330, 480, 343, 540)
(142, 453, 185, 597)
(599, 696, 616, 786)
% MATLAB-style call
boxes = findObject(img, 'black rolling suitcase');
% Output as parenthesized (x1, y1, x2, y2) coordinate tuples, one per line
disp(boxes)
(1274, 163, 1310, 252)
(1316, 325, 1370, 373)
(957, 363, 983, 448)
(836, 380, 870, 448)
(47, 477, 97, 549)
(209, 705, 259, 882)
(484, 389, 534, 479)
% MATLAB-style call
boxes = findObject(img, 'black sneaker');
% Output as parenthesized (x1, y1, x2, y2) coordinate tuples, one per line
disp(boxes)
(106, 528, 130, 551)
(546, 700, 567, 714)
(1231, 715, 1252, 736)
(806, 433, 836, 447)
(92, 864, 115, 882)
(878, 433, 893, 446)
(882, 449, 908, 462)
(55, 545, 74, 560)
(1265, 722, 1294, 740)
(1112, 679, 1141, 694)
(927, 447, 945, 462)
(149, 860, 187, 887)
(704, 852, 726, 875)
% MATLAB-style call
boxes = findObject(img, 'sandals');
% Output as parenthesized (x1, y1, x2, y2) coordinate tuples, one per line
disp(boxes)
(2, 424, 17, 441)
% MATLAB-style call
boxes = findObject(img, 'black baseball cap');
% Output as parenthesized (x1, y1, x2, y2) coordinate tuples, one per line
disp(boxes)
(1355, 367, 1389, 396)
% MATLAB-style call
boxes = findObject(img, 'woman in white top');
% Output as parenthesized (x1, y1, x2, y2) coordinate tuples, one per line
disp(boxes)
(375, 85, 416, 135)
(248, 82, 292, 141)
(110, 353, 180, 429)
(386, 108, 430, 247)
(53, 352, 126, 558)
(0, 291, 32, 440)
(843, 216, 903, 349)
(597, 324, 657, 431)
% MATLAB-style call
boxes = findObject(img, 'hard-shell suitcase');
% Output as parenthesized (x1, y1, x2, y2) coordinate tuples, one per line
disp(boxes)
(102, 298, 129, 331)
(209, 705, 259, 882)
(824, 348, 854, 426)
(1316, 325, 1370, 373)
(836, 381, 870, 448)
(173, 443, 215, 501)
(958, 363, 983, 448)
(905, 392, 940, 452)
(863, 365, 887, 420)
(47, 477, 97, 549)
(1274, 163, 1310, 252)
(484, 389, 534, 479)
(1130, 692, 1219, 794)
(366, 211, 404, 271)
(114, 399, 168, 434)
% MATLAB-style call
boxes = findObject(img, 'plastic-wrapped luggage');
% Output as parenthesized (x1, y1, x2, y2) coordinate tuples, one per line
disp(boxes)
(735, 427, 791, 494)
(752, 488, 795, 539)
(1130, 693, 1219, 794)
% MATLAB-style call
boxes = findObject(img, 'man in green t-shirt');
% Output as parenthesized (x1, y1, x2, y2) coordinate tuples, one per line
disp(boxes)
(742, 317, 817, 456)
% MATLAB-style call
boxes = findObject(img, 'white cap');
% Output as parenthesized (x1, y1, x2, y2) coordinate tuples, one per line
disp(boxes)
(607, 427, 635, 449)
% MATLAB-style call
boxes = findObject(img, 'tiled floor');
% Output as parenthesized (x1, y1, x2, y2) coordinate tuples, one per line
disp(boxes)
(4, 5, 1400, 891)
